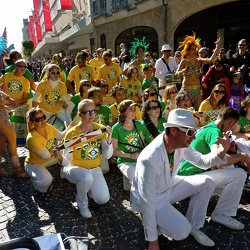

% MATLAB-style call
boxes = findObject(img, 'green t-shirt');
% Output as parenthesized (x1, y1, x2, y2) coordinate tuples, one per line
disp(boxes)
(141, 76, 158, 91)
(141, 116, 167, 146)
(70, 94, 81, 120)
(112, 120, 144, 164)
(238, 116, 250, 133)
(94, 105, 111, 125)
(178, 122, 222, 176)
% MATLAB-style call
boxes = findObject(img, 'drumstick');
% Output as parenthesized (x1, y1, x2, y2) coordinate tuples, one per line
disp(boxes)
(57, 128, 106, 150)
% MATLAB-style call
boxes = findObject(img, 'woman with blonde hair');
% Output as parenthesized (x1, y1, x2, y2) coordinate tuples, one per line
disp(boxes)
(32, 64, 70, 125)
(162, 84, 178, 111)
(24, 107, 66, 193)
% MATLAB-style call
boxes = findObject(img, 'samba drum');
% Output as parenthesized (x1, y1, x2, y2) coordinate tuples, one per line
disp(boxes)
(165, 72, 181, 89)
(47, 115, 65, 132)
(8, 104, 29, 145)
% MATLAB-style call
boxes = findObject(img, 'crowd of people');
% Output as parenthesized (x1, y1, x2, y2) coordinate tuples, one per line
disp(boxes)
(1, 34, 250, 249)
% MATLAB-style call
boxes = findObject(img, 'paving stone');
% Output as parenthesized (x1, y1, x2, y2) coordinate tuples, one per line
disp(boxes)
(0, 146, 250, 249)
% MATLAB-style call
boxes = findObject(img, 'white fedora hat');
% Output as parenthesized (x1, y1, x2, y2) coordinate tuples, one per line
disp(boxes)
(161, 44, 172, 51)
(163, 108, 198, 129)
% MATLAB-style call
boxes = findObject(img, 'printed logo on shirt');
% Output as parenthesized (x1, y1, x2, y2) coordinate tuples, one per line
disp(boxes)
(81, 141, 101, 160)
(45, 91, 60, 105)
(81, 69, 91, 80)
(94, 114, 106, 125)
(109, 68, 117, 80)
(125, 132, 140, 152)
(46, 138, 54, 150)
(8, 80, 23, 94)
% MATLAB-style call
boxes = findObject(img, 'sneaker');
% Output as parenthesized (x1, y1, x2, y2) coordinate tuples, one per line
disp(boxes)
(79, 208, 92, 218)
(211, 212, 244, 230)
(190, 229, 215, 247)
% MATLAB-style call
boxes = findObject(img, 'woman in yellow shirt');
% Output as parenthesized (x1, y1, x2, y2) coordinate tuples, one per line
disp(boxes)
(25, 107, 66, 193)
(54, 99, 113, 218)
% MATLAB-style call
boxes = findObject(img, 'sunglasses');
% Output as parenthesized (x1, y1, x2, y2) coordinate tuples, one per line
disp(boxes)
(170, 91, 178, 94)
(100, 84, 108, 88)
(214, 90, 225, 94)
(148, 105, 160, 110)
(164, 50, 171, 52)
(177, 127, 197, 137)
(50, 71, 60, 75)
(34, 115, 46, 123)
(16, 65, 27, 68)
(239, 44, 246, 46)
(81, 109, 97, 115)
(149, 92, 157, 96)
(83, 83, 91, 87)
(94, 94, 103, 99)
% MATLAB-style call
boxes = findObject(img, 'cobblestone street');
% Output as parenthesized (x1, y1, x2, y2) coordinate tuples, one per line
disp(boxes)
(0, 146, 250, 249)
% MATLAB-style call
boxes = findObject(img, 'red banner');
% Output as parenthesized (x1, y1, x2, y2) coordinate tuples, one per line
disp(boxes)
(42, 0, 52, 32)
(28, 16, 37, 47)
(33, 0, 42, 42)
(60, 0, 73, 10)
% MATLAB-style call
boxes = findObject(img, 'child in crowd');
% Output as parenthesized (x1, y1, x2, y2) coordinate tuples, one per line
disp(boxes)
(229, 72, 244, 111)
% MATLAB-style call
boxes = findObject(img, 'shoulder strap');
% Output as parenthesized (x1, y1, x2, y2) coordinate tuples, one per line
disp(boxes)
(133, 120, 146, 149)
(161, 58, 171, 71)
(145, 118, 160, 138)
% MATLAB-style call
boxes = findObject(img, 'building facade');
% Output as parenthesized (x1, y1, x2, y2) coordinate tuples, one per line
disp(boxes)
(27, 0, 248, 59)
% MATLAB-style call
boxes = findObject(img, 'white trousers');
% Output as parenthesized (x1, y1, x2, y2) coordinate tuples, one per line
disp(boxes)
(198, 167, 246, 216)
(25, 157, 58, 193)
(154, 175, 215, 240)
(118, 162, 136, 182)
(63, 165, 110, 210)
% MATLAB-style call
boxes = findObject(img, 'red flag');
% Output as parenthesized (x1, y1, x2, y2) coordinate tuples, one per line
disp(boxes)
(42, 0, 52, 32)
(2, 27, 7, 39)
(60, 0, 73, 10)
(33, 0, 42, 42)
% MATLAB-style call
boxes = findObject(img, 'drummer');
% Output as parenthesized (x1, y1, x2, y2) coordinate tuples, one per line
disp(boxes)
(0, 59, 30, 107)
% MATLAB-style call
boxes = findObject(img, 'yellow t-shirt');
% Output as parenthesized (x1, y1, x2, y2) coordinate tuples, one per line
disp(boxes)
(97, 63, 122, 92)
(0, 72, 30, 105)
(67, 65, 94, 93)
(65, 122, 106, 169)
(102, 95, 116, 107)
(89, 58, 104, 80)
(120, 78, 142, 103)
(36, 79, 67, 114)
(25, 124, 58, 165)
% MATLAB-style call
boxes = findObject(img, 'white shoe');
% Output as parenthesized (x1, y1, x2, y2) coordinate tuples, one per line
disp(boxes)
(190, 229, 215, 247)
(211, 212, 244, 230)
(79, 208, 92, 218)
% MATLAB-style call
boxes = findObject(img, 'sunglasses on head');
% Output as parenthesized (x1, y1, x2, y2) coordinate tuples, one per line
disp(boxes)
(50, 71, 60, 75)
(81, 109, 97, 115)
(214, 90, 225, 94)
(34, 115, 46, 123)
(149, 92, 157, 96)
(16, 64, 27, 68)
(148, 105, 160, 110)
(83, 83, 91, 87)
(177, 127, 197, 137)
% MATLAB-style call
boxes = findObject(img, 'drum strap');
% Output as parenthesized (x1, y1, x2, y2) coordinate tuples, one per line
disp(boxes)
(162, 58, 171, 72)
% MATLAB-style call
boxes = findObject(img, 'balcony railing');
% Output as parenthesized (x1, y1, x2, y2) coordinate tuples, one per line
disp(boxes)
(111, 0, 129, 11)
(92, 0, 107, 17)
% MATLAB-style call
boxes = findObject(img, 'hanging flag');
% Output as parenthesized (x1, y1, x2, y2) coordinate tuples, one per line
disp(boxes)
(29, 16, 37, 47)
(2, 27, 7, 39)
(33, 0, 42, 42)
(60, 0, 73, 10)
(42, 0, 52, 32)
